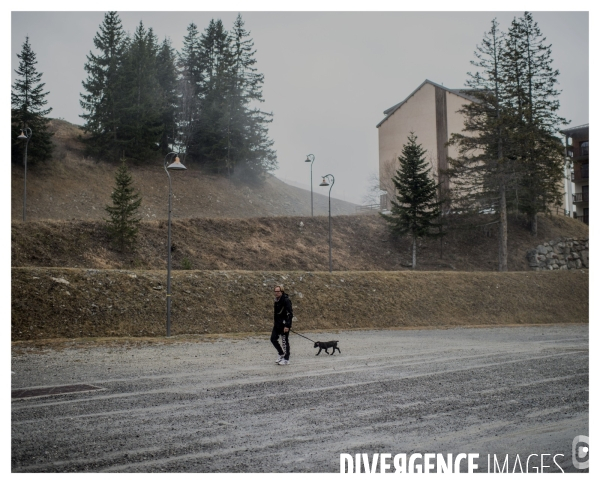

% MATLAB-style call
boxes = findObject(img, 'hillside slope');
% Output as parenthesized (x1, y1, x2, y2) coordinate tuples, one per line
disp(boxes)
(12, 212, 589, 272)
(11, 119, 357, 221)
(10, 119, 589, 274)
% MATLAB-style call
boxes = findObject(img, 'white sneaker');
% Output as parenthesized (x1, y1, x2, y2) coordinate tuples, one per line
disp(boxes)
(278, 359, 289, 365)
(275, 355, 285, 364)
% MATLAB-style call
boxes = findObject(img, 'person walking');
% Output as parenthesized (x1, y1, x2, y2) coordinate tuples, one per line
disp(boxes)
(271, 284, 293, 365)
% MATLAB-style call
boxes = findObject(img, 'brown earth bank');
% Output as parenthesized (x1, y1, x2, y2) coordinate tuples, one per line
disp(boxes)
(12, 212, 589, 272)
(11, 120, 356, 221)
(10, 120, 590, 344)
(12, 268, 588, 341)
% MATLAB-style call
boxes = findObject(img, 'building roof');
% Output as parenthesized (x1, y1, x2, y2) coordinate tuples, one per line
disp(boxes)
(376, 79, 477, 128)
(559, 123, 589, 138)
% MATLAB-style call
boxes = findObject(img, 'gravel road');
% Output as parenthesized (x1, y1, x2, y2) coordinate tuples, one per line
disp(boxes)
(12, 325, 589, 473)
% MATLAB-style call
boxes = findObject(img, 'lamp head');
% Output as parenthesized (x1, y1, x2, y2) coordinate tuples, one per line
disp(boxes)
(18, 130, 27, 140)
(167, 156, 187, 170)
(305, 156, 311, 163)
(319, 177, 329, 187)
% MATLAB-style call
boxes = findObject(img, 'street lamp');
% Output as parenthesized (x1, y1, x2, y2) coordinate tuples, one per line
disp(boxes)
(17, 127, 32, 222)
(319, 174, 335, 272)
(164, 152, 187, 337)
(305, 154, 315, 216)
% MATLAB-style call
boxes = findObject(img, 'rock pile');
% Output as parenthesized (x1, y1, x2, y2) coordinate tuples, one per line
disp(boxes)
(526, 238, 589, 270)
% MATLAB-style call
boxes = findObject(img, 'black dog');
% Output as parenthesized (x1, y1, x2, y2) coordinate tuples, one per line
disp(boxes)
(314, 340, 341, 356)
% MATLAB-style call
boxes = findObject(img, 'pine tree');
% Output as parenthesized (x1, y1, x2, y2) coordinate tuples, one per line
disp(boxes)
(11, 36, 54, 165)
(227, 14, 277, 179)
(80, 11, 128, 161)
(448, 19, 516, 271)
(179, 15, 277, 178)
(105, 162, 142, 252)
(176, 23, 203, 157)
(504, 12, 568, 235)
(195, 19, 232, 173)
(381, 133, 444, 269)
(118, 23, 164, 161)
(156, 38, 178, 153)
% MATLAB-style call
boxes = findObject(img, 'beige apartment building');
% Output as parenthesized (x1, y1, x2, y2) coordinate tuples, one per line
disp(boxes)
(376, 79, 474, 210)
(560, 124, 589, 225)
(377, 79, 578, 221)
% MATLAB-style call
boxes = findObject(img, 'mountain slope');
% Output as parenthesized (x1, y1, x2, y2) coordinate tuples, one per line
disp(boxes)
(11, 119, 357, 222)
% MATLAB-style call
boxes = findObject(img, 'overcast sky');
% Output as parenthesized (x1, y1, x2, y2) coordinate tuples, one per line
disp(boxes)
(10, 7, 589, 204)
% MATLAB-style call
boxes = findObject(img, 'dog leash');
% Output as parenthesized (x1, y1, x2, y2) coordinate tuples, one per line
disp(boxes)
(290, 329, 316, 343)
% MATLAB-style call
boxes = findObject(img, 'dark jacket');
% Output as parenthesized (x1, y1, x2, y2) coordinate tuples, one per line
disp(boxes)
(274, 293, 293, 330)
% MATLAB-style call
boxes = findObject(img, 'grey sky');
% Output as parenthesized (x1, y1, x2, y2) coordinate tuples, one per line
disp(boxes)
(11, 10, 589, 204)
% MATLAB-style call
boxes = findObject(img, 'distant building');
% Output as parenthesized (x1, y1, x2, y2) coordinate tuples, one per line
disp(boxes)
(560, 124, 589, 224)
(376, 80, 475, 210)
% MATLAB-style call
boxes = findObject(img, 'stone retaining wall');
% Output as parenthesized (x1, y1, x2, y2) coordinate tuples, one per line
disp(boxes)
(526, 237, 589, 271)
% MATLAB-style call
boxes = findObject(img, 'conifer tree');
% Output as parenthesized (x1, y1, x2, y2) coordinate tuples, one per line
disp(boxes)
(504, 12, 568, 235)
(449, 12, 568, 271)
(11, 36, 54, 165)
(156, 38, 178, 153)
(118, 23, 164, 161)
(448, 19, 516, 271)
(80, 13, 276, 177)
(80, 11, 128, 161)
(381, 133, 444, 269)
(105, 162, 142, 252)
(176, 23, 203, 156)
(178, 15, 277, 178)
(227, 14, 276, 179)
(195, 19, 232, 173)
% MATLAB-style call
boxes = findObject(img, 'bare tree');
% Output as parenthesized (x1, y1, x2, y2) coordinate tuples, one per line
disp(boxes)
(362, 159, 397, 209)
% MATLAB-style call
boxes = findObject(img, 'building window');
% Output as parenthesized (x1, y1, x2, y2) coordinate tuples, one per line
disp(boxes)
(580, 141, 589, 156)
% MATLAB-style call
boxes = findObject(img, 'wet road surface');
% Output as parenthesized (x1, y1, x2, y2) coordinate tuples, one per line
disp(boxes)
(12, 325, 588, 473)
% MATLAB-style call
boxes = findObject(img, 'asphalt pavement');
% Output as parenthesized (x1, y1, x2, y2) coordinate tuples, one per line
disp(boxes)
(11, 325, 589, 473)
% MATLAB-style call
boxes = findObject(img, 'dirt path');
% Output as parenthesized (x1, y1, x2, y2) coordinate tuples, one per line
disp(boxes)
(11, 325, 588, 473)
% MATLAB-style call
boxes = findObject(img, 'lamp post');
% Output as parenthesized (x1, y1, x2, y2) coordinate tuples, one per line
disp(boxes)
(17, 127, 32, 222)
(164, 152, 187, 337)
(319, 174, 335, 272)
(305, 154, 315, 216)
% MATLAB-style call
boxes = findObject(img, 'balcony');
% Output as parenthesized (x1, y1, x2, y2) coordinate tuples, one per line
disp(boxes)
(573, 192, 589, 204)
(574, 213, 589, 225)
(355, 204, 381, 213)
(571, 166, 589, 182)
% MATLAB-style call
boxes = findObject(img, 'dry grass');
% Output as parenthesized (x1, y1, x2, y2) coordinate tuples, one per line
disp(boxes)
(11, 212, 589, 272)
(12, 268, 588, 341)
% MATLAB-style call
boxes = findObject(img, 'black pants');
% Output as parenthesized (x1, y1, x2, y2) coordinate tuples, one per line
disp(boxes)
(270, 327, 290, 360)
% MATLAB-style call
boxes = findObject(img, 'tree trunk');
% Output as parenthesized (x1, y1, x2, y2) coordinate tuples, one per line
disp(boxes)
(530, 213, 538, 236)
(412, 234, 417, 270)
(498, 181, 508, 271)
